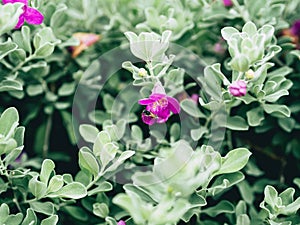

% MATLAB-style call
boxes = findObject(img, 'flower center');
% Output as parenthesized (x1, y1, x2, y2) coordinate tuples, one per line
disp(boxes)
(151, 97, 168, 111)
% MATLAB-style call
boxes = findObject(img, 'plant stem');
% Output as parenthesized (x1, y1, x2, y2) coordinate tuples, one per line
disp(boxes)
(0, 158, 8, 176)
(231, 0, 250, 22)
(43, 113, 53, 159)
(226, 129, 233, 150)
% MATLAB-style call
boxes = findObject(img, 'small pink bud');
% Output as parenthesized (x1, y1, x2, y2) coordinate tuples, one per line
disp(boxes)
(190, 94, 199, 104)
(117, 220, 126, 225)
(222, 0, 233, 7)
(229, 80, 247, 97)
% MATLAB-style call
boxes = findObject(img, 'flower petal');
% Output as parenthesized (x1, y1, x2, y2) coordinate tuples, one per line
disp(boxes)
(141, 113, 156, 125)
(24, 6, 44, 25)
(149, 93, 166, 99)
(156, 108, 170, 119)
(166, 96, 180, 114)
(15, 14, 25, 29)
(2, 0, 27, 5)
(138, 98, 155, 105)
(156, 116, 169, 123)
(152, 82, 166, 94)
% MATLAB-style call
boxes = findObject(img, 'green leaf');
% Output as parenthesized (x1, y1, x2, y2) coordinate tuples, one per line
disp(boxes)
(237, 180, 254, 204)
(105, 217, 118, 225)
(0, 3, 23, 36)
(93, 203, 109, 218)
(235, 201, 247, 216)
(264, 90, 289, 102)
(5, 213, 23, 225)
(131, 125, 143, 141)
(50, 3, 68, 31)
(180, 99, 206, 118)
(202, 200, 235, 217)
(47, 175, 64, 193)
(40, 215, 59, 225)
(221, 27, 239, 40)
(9, 48, 26, 64)
(21, 209, 37, 225)
(0, 107, 19, 138)
(47, 182, 87, 199)
(79, 147, 100, 177)
(88, 181, 113, 196)
(191, 127, 208, 141)
(119, 150, 136, 162)
(12, 26, 32, 54)
(225, 116, 249, 131)
(278, 117, 295, 133)
(34, 43, 55, 58)
(217, 148, 251, 175)
(79, 124, 99, 143)
(263, 104, 290, 118)
(103, 94, 114, 112)
(0, 203, 9, 224)
(58, 82, 76, 96)
(63, 206, 88, 222)
(279, 188, 295, 205)
(100, 143, 118, 169)
(246, 107, 264, 127)
(0, 80, 23, 92)
(29, 201, 55, 216)
(242, 21, 257, 36)
(237, 214, 250, 225)
(28, 176, 47, 199)
(0, 38, 18, 61)
(40, 159, 55, 184)
(93, 131, 111, 156)
(264, 185, 278, 208)
(208, 172, 245, 196)
(282, 197, 300, 215)
(33, 27, 60, 58)
(4, 147, 23, 165)
(230, 54, 250, 72)
(14, 126, 24, 146)
(27, 84, 44, 96)
(294, 178, 300, 189)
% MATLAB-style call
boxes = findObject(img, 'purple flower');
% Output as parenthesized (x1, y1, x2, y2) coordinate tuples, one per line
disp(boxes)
(2, 0, 44, 29)
(138, 82, 180, 125)
(291, 19, 300, 36)
(222, 0, 233, 7)
(117, 221, 126, 225)
(229, 80, 247, 97)
(190, 94, 199, 104)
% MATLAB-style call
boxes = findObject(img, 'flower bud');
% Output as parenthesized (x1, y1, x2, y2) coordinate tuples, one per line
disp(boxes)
(222, 0, 233, 7)
(229, 80, 247, 97)
(138, 68, 148, 77)
(245, 69, 255, 80)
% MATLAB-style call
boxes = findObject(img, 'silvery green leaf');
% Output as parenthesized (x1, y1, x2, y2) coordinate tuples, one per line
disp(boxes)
(0, 3, 23, 36)
(79, 124, 99, 143)
(40, 215, 59, 225)
(29, 201, 55, 216)
(217, 148, 251, 175)
(47, 182, 87, 199)
(40, 159, 55, 184)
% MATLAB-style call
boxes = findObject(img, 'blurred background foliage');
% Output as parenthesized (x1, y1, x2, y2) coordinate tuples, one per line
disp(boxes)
(0, 0, 300, 224)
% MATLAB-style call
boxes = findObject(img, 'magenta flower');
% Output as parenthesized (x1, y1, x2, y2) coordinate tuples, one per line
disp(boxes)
(229, 80, 247, 97)
(291, 19, 300, 36)
(117, 221, 126, 225)
(190, 94, 199, 104)
(138, 82, 180, 125)
(222, 0, 233, 7)
(2, 0, 44, 29)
